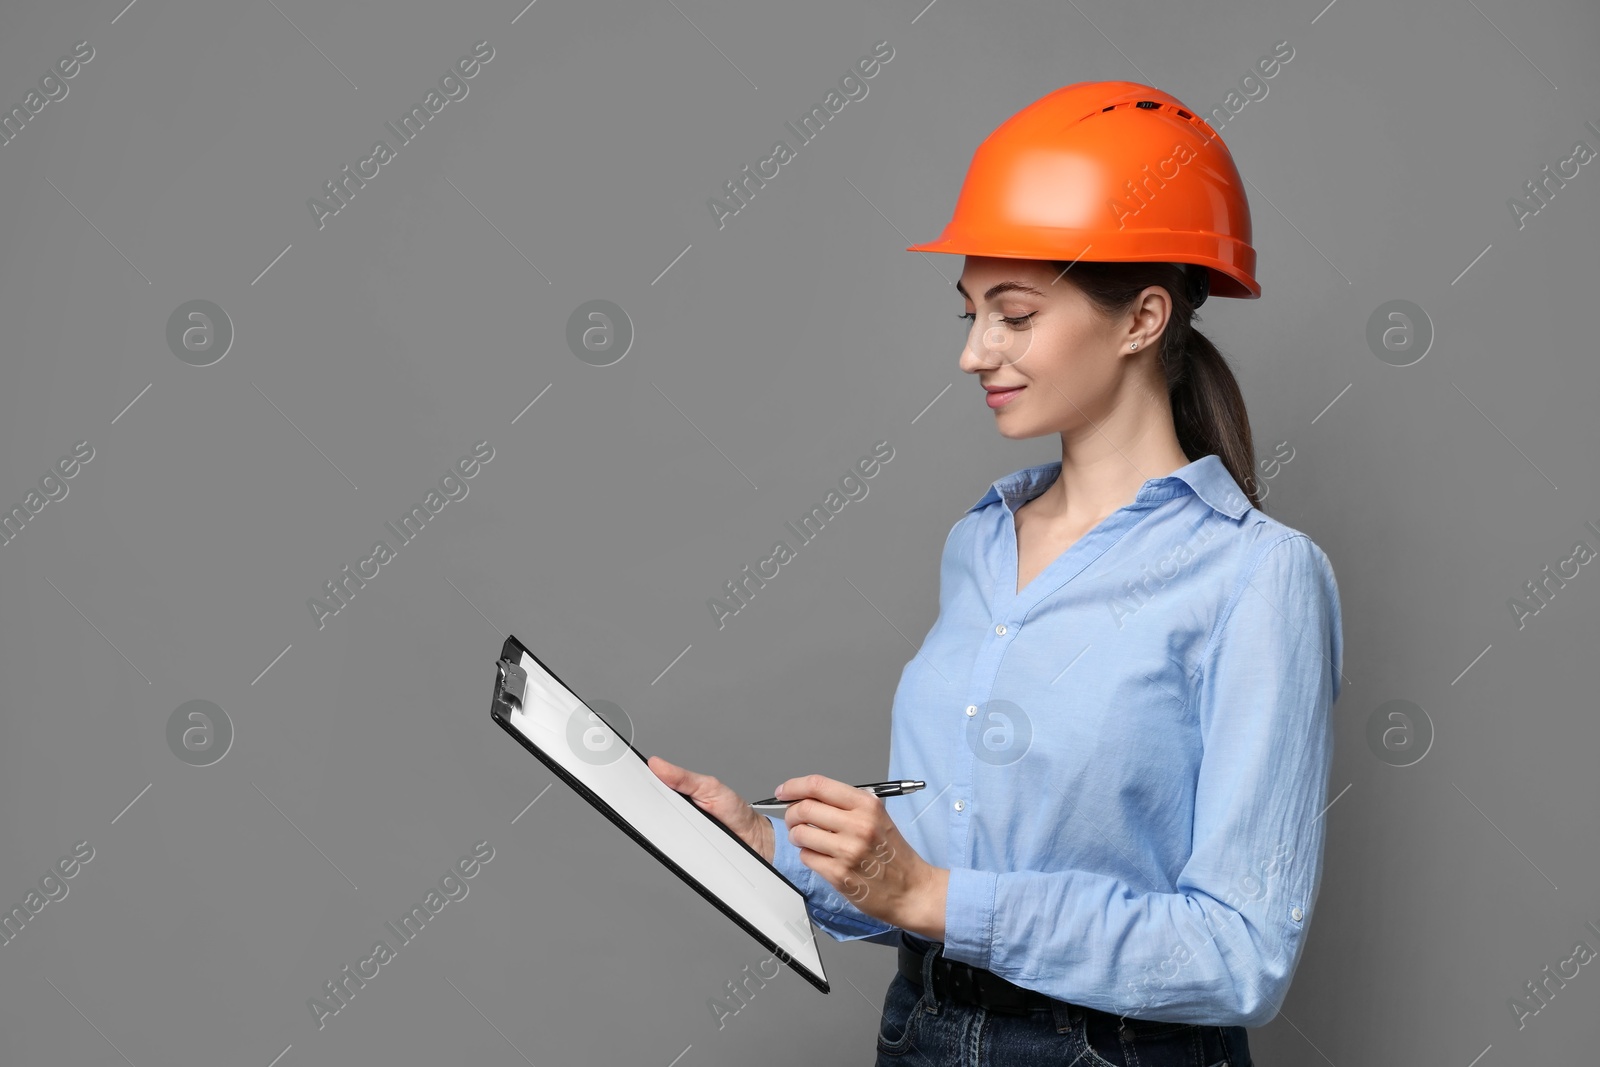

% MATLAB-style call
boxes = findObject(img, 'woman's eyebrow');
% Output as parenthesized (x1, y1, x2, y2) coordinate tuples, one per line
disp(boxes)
(954, 280, 1048, 301)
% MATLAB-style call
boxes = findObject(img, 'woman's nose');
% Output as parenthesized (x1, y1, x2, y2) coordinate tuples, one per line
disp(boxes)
(960, 312, 1031, 369)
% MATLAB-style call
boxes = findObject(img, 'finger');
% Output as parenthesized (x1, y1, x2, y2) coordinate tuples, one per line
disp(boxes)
(649, 756, 708, 795)
(646, 755, 681, 783)
(788, 821, 867, 874)
(775, 773, 872, 811)
(790, 831, 876, 895)
(787, 821, 847, 864)
(782, 797, 856, 839)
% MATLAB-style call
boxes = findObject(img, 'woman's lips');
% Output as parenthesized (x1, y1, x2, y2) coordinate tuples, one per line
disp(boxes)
(985, 386, 1024, 409)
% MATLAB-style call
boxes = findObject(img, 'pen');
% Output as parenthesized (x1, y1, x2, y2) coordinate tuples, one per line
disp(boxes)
(749, 780, 926, 807)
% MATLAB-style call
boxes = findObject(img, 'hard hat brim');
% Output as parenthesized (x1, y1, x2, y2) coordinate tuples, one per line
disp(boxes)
(904, 238, 1261, 300)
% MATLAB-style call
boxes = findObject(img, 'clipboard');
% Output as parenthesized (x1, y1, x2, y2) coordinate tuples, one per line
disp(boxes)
(489, 634, 830, 994)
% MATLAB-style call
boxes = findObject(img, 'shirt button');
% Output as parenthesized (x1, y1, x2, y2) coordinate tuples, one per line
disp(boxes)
(994, 624, 1007, 636)
(1290, 906, 1304, 922)
(954, 799, 965, 812)
(965, 705, 978, 717)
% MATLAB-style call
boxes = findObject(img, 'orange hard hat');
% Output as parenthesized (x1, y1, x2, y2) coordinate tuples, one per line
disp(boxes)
(906, 81, 1260, 302)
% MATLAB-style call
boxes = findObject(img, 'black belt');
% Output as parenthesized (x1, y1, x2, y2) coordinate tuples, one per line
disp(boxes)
(897, 931, 1059, 1016)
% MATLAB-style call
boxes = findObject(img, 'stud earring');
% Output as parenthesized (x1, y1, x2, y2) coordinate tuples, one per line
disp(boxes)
(1130, 342, 1138, 349)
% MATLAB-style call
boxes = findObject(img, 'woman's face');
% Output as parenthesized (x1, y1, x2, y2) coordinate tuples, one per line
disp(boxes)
(955, 256, 1162, 440)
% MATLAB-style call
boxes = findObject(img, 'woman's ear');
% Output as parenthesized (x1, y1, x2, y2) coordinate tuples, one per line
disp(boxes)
(1132, 286, 1173, 348)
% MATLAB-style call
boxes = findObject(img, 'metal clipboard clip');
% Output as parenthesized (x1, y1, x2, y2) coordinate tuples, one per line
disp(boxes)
(493, 655, 529, 716)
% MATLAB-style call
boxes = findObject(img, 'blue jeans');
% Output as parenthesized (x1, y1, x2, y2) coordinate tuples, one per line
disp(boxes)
(874, 941, 1254, 1067)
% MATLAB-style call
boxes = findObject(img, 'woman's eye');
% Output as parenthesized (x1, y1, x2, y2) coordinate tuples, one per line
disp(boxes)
(958, 311, 1035, 327)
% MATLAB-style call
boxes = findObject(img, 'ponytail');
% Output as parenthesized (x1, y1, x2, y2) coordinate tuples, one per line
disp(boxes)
(1048, 260, 1263, 512)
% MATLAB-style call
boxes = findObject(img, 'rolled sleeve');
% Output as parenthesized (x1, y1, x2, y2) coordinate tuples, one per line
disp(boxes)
(942, 866, 998, 969)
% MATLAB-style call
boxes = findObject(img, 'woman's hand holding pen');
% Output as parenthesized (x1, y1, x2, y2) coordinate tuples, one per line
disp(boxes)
(644, 758, 948, 939)
(771, 774, 949, 942)
(645, 755, 776, 863)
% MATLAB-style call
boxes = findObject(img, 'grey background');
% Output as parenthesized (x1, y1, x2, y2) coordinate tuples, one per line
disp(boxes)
(1, 0, 1597, 1064)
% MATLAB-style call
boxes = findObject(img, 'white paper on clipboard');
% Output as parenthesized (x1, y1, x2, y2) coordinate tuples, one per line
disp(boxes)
(489, 634, 829, 993)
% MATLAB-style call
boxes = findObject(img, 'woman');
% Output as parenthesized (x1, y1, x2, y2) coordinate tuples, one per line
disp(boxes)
(649, 81, 1342, 1067)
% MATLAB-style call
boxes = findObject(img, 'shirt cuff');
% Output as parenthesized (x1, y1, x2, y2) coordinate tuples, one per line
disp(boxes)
(941, 866, 998, 970)
(764, 813, 813, 895)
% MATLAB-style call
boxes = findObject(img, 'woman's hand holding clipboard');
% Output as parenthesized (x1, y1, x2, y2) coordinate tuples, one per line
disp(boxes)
(645, 755, 778, 863)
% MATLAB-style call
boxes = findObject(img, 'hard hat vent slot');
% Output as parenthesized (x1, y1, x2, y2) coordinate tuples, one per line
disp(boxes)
(1135, 100, 1159, 109)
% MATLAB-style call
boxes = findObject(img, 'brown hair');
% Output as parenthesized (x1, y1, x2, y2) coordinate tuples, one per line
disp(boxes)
(1047, 260, 1262, 512)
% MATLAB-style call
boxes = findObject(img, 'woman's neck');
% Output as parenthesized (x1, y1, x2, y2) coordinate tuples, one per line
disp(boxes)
(1031, 434, 1191, 527)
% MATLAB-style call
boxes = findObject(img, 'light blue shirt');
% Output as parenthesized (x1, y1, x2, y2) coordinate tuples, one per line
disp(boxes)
(765, 453, 1343, 1027)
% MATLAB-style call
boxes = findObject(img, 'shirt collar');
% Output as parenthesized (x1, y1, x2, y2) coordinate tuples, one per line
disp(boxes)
(965, 453, 1251, 520)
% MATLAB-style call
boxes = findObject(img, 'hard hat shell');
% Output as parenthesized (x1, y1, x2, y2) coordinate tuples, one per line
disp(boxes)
(906, 81, 1260, 299)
